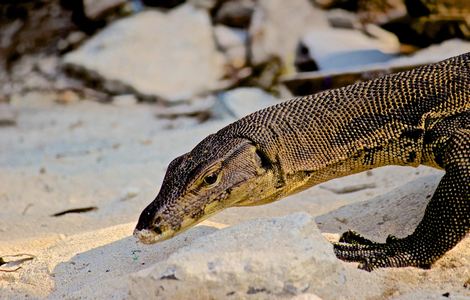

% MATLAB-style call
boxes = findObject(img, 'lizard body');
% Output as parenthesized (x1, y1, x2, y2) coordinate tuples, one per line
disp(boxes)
(135, 52, 469, 270)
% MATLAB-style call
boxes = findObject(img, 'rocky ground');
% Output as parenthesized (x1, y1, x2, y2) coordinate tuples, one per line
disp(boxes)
(0, 0, 469, 299)
(1, 93, 468, 300)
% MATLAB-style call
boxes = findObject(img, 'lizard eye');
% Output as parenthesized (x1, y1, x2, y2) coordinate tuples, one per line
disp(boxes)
(203, 173, 218, 186)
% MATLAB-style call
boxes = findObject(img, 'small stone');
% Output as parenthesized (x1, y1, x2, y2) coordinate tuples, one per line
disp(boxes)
(120, 187, 140, 201)
(312, 0, 337, 9)
(214, 25, 248, 69)
(36, 56, 59, 77)
(188, 0, 219, 10)
(67, 31, 88, 47)
(0, 103, 17, 127)
(214, 0, 255, 28)
(112, 94, 138, 106)
(83, 0, 127, 20)
(58, 31, 87, 52)
(56, 90, 80, 104)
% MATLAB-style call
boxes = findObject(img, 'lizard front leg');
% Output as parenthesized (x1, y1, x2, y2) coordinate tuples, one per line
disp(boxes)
(334, 128, 470, 271)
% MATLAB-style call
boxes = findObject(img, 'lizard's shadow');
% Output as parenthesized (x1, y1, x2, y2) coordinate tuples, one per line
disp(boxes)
(316, 174, 442, 241)
(50, 225, 218, 297)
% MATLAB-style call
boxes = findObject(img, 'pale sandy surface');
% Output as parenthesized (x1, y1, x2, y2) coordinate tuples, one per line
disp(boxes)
(1, 93, 468, 299)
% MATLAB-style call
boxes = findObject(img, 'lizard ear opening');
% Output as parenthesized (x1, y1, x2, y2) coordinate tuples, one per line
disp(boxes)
(255, 148, 272, 170)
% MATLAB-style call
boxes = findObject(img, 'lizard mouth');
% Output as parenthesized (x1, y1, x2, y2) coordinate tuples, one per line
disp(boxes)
(133, 227, 175, 244)
(134, 212, 200, 244)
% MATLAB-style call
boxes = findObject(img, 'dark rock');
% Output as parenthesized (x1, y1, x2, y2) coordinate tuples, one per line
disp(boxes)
(141, 0, 186, 8)
(83, 0, 128, 20)
(0, 0, 76, 68)
(214, 0, 255, 28)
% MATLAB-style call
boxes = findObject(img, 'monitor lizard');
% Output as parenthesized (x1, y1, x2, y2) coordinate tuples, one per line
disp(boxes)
(134, 52, 469, 271)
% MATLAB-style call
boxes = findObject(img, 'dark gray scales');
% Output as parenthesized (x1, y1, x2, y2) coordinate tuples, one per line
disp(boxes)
(135, 52, 469, 270)
(226, 52, 469, 270)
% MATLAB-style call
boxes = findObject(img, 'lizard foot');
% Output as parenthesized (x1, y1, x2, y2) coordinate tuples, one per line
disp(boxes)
(333, 235, 433, 271)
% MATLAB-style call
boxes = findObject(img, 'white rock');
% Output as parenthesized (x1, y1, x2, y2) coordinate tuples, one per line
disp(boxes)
(219, 87, 279, 118)
(129, 212, 383, 299)
(64, 6, 224, 102)
(389, 39, 470, 67)
(300, 27, 399, 71)
(249, 0, 329, 74)
(214, 25, 248, 69)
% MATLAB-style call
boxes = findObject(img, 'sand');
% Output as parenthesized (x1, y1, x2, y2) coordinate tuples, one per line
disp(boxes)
(1, 92, 468, 299)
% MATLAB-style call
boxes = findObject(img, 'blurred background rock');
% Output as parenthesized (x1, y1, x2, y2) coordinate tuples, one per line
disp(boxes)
(0, 0, 469, 123)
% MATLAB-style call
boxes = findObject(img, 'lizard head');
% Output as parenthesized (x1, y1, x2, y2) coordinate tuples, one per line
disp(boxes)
(134, 134, 279, 244)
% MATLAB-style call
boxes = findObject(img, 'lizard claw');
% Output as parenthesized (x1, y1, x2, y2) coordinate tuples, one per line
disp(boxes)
(333, 232, 435, 271)
(339, 230, 377, 245)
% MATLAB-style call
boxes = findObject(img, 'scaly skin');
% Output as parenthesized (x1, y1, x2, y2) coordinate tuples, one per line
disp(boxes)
(134, 52, 469, 271)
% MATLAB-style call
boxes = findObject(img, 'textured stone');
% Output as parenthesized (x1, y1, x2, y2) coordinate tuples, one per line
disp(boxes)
(298, 27, 399, 71)
(249, 0, 329, 73)
(129, 213, 383, 299)
(64, 5, 224, 102)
